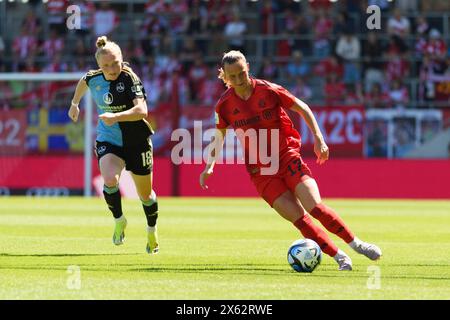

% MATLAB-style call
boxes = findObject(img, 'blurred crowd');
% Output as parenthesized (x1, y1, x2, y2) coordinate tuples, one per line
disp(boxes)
(0, 0, 450, 111)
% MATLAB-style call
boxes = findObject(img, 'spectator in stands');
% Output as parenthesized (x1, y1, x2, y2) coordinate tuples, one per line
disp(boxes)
(333, 11, 353, 38)
(288, 77, 313, 102)
(286, 50, 310, 82)
(166, 0, 189, 37)
(224, 12, 247, 53)
(260, 0, 276, 55)
(345, 84, 363, 105)
(385, 49, 410, 85)
(12, 26, 39, 71)
(188, 54, 209, 103)
(414, 15, 430, 69)
(257, 57, 280, 82)
(23, 56, 40, 73)
(335, 29, 361, 85)
(157, 52, 182, 77)
(312, 9, 333, 59)
(43, 53, 68, 72)
(21, 9, 42, 38)
(309, 0, 332, 14)
(291, 14, 312, 56)
(364, 83, 390, 109)
(179, 36, 200, 73)
(140, 11, 168, 56)
(162, 67, 190, 106)
(184, 2, 208, 52)
(387, 8, 410, 52)
(324, 72, 346, 106)
(123, 40, 144, 71)
(41, 29, 64, 63)
(93, 2, 119, 38)
(142, 58, 163, 108)
(424, 29, 448, 69)
(206, 13, 227, 57)
(199, 67, 224, 106)
(276, 30, 294, 64)
(45, 0, 69, 35)
(363, 32, 385, 93)
(388, 79, 409, 109)
(314, 53, 344, 79)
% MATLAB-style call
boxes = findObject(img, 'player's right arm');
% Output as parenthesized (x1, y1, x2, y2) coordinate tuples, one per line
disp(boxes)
(68, 77, 88, 122)
(199, 128, 226, 190)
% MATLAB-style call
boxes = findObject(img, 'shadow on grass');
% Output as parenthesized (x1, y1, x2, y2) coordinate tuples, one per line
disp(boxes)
(0, 253, 139, 257)
(130, 264, 450, 280)
(1, 254, 449, 281)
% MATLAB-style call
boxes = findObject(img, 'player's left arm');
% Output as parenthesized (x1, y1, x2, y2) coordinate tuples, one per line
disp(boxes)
(290, 98, 329, 165)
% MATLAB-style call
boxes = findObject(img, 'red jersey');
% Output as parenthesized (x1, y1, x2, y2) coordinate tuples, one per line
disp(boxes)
(215, 78, 301, 172)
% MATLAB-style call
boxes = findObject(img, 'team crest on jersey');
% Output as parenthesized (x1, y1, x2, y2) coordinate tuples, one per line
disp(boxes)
(263, 109, 273, 120)
(258, 99, 266, 108)
(97, 146, 107, 155)
(103, 92, 113, 104)
(116, 82, 125, 93)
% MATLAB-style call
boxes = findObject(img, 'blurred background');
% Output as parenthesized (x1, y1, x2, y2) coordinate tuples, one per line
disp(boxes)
(0, 0, 449, 198)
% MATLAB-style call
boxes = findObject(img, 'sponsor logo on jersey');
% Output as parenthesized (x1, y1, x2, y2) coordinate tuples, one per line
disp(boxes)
(234, 115, 261, 128)
(103, 92, 113, 105)
(131, 83, 143, 95)
(116, 82, 125, 93)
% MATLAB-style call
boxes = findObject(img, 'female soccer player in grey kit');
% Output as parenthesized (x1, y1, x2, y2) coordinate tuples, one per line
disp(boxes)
(68, 36, 159, 254)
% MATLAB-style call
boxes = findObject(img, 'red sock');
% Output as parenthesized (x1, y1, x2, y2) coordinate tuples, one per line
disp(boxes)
(293, 214, 338, 257)
(309, 203, 355, 243)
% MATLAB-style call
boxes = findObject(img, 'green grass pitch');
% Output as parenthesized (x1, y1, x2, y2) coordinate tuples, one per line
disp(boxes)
(0, 197, 449, 300)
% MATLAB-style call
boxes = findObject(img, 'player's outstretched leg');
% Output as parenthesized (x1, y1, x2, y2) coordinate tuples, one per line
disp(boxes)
(349, 237, 382, 260)
(142, 190, 159, 254)
(293, 214, 353, 271)
(103, 185, 127, 245)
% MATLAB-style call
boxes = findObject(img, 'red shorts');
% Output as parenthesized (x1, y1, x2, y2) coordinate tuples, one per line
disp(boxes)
(249, 150, 313, 207)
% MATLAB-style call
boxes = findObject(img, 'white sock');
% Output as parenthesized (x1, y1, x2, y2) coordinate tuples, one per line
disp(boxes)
(333, 249, 348, 261)
(348, 237, 362, 250)
(147, 225, 157, 233)
(115, 215, 126, 223)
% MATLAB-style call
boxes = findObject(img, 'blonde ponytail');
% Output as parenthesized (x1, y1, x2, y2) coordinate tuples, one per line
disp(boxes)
(95, 36, 122, 61)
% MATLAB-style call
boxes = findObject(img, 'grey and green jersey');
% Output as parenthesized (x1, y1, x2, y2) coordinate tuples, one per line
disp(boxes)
(83, 65, 154, 148)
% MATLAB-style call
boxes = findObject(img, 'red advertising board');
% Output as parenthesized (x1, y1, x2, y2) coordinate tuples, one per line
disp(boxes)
(292, 105, 364, 157)
(0, 110, 27, 155)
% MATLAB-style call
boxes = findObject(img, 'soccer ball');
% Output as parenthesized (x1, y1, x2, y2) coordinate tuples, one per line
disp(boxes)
(287, 238, 322, 273)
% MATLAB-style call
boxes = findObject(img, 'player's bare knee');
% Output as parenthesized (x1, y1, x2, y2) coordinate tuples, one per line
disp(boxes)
(103, 175, 120, 188)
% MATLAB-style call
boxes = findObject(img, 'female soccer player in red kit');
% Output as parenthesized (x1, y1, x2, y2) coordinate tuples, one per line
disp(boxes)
(200, 51, 381, 270)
